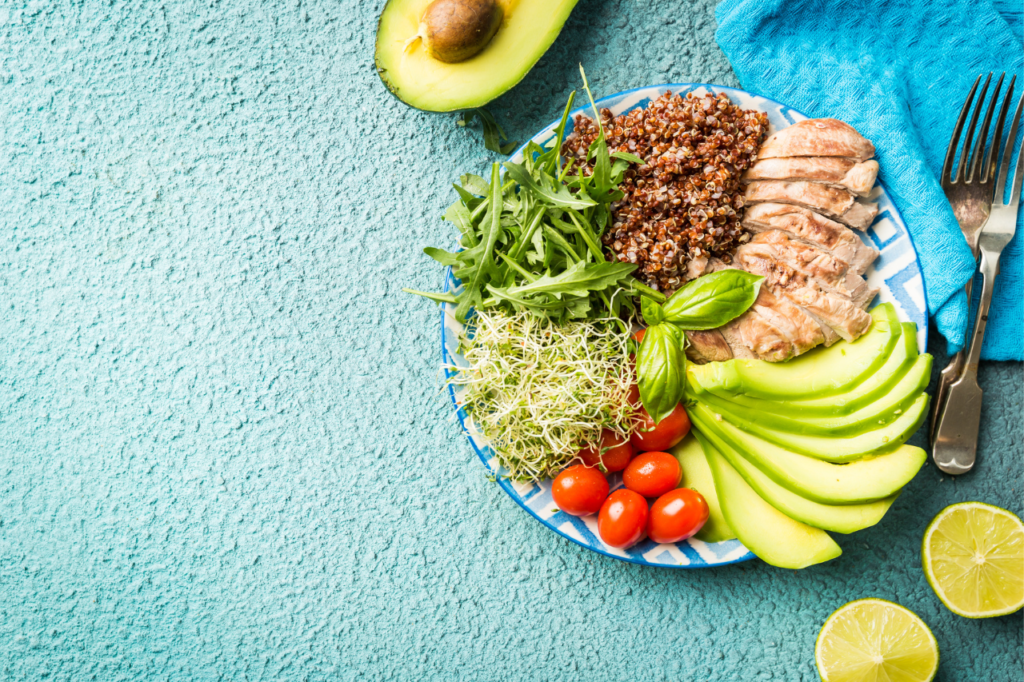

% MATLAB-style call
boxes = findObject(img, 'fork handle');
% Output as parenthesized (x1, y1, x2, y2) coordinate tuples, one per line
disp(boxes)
(928, 274, 976, 445)
(932, 247, 1000, 474)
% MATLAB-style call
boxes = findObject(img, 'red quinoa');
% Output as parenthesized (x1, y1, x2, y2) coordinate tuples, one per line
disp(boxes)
(562, 91, 769, 294)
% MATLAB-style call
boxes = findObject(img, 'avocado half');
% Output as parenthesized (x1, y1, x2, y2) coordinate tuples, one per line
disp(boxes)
(374, 0, 579, 112)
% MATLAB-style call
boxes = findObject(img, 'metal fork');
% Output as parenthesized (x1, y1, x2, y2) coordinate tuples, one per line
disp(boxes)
(929, 74, 1005, 446)
(932, 80, 1023, 475)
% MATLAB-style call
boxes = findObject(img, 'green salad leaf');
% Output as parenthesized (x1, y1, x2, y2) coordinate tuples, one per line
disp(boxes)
(662, 270, 764, 329)
(405, 71, 654, 324)
(636, 323, 687, 425)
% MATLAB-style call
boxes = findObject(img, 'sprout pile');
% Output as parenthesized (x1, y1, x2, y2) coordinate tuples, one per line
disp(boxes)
(449, 310, 637, 481)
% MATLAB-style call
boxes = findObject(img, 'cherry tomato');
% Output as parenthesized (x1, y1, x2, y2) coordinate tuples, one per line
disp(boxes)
(598, 489, 649, 549)
(626, 384, 642, 410)
(632, 328, 646, 344)
(630, 403, 691, 452)
(647, 488, 710, 544)
(579, 430, 634, 473)
(551, 465, 609, 516)
(623, 451, 682, 498)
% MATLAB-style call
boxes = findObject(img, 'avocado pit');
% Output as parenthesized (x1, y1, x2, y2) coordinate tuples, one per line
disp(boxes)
(417, 0, 503, 63)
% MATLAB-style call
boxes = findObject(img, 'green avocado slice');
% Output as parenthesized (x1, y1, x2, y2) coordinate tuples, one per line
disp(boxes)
(711, 393, 929, 462)
(375, 0, 579, 112)
(699, 431, 842, 569)
(695, 425, 898, 534)
(669, 434, 735, 543)
(690, 404, 927, 504)
(697, 353, 932, 437)
(687, 303, 901, 400)
(709, 322, 921, 416)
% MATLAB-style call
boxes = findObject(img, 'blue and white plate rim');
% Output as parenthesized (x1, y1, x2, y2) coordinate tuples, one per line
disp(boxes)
(440, 82, 929, 569)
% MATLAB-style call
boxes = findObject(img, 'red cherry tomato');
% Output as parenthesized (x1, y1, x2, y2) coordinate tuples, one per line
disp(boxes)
(647, 488, 710, 544)
(630, 403, 691, 452)
(579, 430, 634, 473)
(623, 451, 682, 498)
(598, 489, 649, 549)
(551, 465, 609, 516)
(632, 328, 646, 344)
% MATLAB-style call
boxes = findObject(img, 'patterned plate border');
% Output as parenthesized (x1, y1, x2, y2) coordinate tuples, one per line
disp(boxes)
(440, 84, 929, 568)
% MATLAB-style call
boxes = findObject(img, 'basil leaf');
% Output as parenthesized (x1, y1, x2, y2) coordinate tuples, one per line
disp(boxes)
(641, 296, 665, 325)
(636, 323, 686, 425)
(662, 270, 764, 330)
(505, 261, 635, 299)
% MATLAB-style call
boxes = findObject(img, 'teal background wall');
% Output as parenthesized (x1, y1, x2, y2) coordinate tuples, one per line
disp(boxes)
(1, 0, 1021, 680)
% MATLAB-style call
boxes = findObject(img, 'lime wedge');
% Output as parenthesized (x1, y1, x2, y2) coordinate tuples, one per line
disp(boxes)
(815, 599, 938, 682)
(922, 501, 1024, 618)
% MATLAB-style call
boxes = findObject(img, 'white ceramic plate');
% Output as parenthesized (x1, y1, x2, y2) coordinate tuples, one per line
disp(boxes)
(441, 84, 929, 568)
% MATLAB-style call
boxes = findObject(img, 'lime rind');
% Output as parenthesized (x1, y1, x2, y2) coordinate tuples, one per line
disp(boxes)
(815, 598, 939, 682)
(922, 501, 1024, 619)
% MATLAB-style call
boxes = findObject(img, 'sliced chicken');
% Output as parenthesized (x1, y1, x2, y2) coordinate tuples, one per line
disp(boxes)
(723, 311, 795, 363)
(742, 157, 879, 197)
(684, 329, 733, 364)
(742, 203, 878, 275)
(744, 180, 878, 230)
(734, 249, 873, 342)
(750, 286, 825, 355)
(747, 230, 849, 286)
(684, 255, 709, 282)
(758, 119, 875, 162)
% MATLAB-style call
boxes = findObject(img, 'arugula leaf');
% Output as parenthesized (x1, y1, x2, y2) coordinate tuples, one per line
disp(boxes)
(505, 261, 636, 299)
(461, 163, 505, 321)
(459, 108, 518, 155)
(611, 151, 645, 165)
(423, 247, 460, 267)
(636, 323, 686, 424)
(662, 270, 764, 329)
(503, 162, 597, 210)
(459, 173, 491, 197)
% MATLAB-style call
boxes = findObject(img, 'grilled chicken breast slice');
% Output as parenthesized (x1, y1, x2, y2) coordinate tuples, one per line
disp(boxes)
(750, 286, 826, 355)
(744, 180, 878, 230)
(734, 250, 873, 342)
(684, 329, 733, 364)
(746, 230, 849, 286)
(758, 119, 875, 162)
(742, 203, 878, 275)
(742, 157, 879, 197)
(724, 310, 796, 363)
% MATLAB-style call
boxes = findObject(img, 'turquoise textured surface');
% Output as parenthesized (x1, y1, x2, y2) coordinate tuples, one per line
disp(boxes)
(0, 1, 1021, 680)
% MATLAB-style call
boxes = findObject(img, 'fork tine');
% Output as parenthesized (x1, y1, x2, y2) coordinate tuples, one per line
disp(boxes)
(968, 73, 1004, 183)
(986, 75, 1016, 186)
(943, 75, 982, 183)
(1007, 95, 1024, 208)
(955, 73, 991, 184)
(994, 92, 1024, 206)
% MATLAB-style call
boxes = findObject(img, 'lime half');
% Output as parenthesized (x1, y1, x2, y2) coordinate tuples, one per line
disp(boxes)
(922, 501, 1024, 618)
(815, 598, 939, 682)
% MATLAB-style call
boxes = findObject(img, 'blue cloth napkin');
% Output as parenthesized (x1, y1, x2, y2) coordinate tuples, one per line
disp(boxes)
(715, 0, 1024, 360)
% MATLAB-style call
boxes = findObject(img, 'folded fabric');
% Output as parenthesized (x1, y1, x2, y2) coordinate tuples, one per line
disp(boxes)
(716, 0, 1023, 360)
